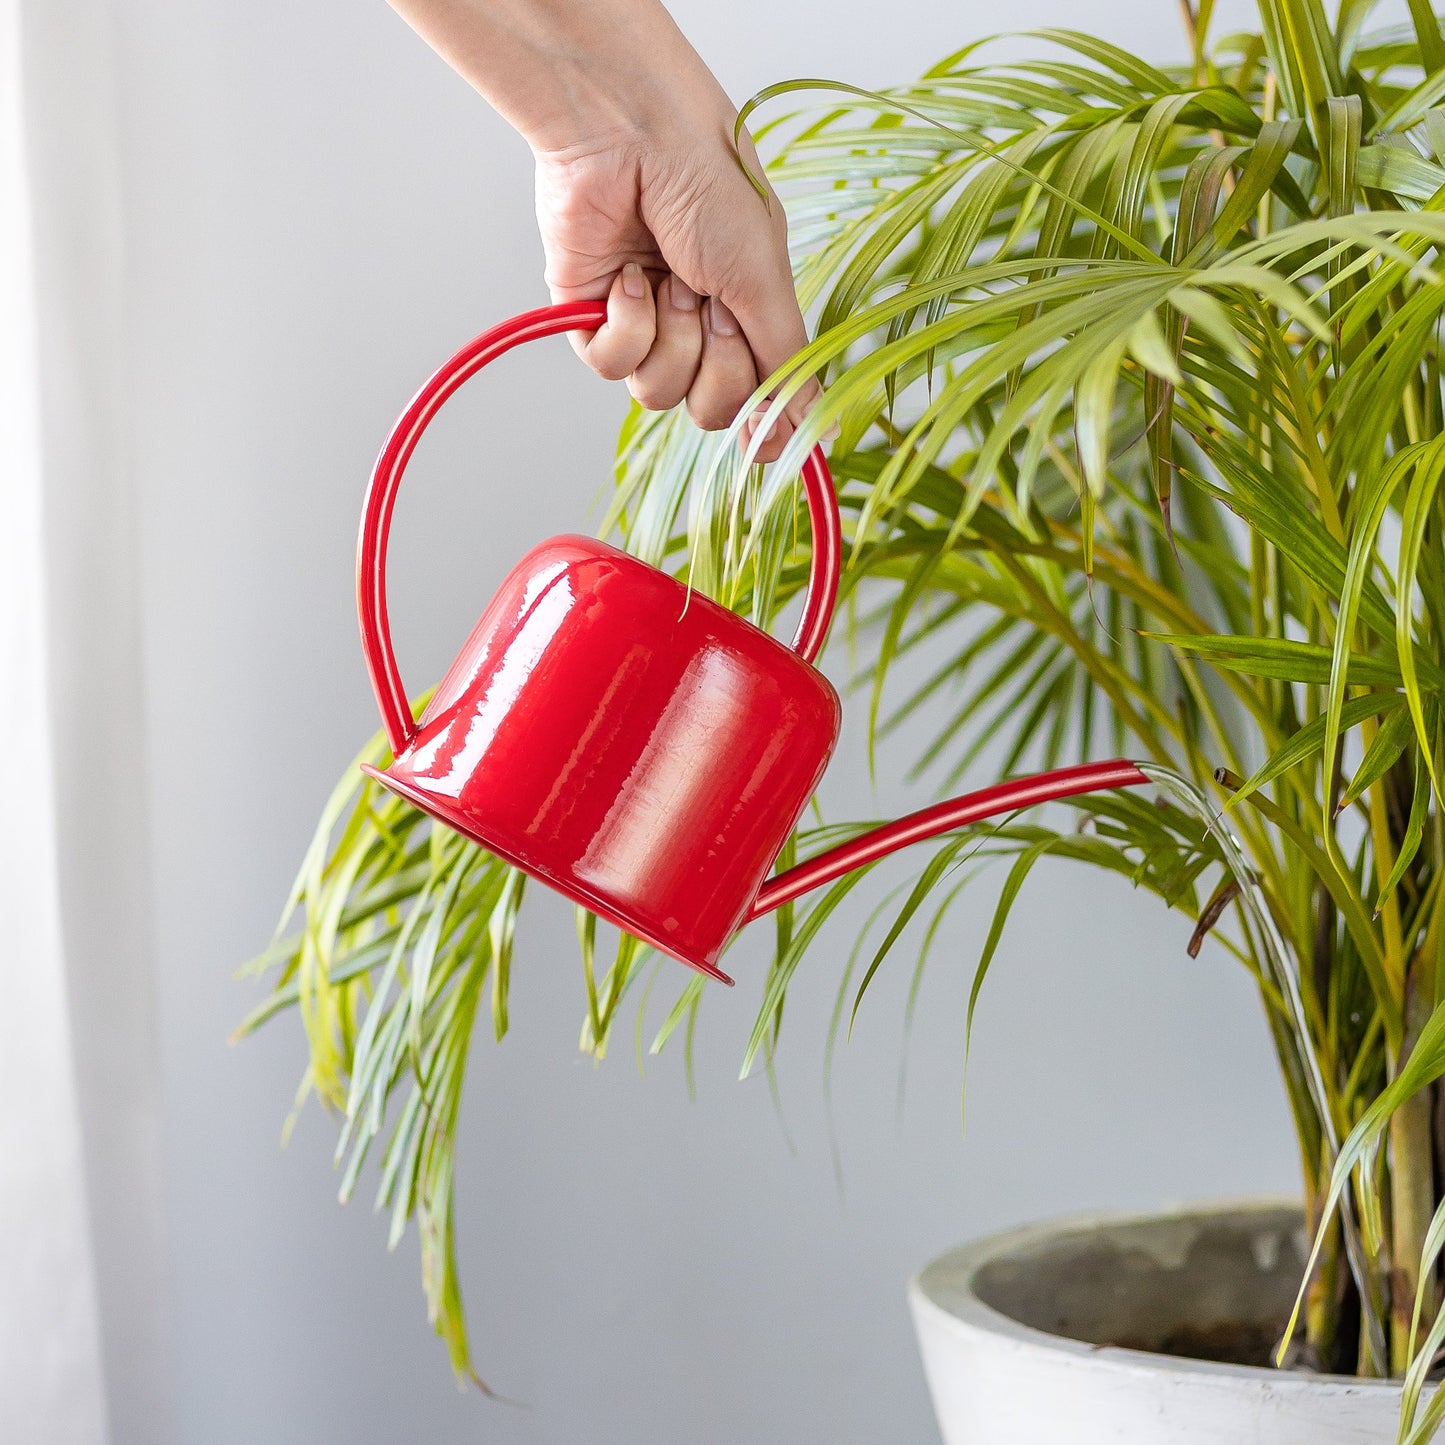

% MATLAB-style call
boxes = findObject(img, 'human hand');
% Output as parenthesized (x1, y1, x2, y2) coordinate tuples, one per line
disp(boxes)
(534, 97, 818, 462)
(386, 0, 818, 462)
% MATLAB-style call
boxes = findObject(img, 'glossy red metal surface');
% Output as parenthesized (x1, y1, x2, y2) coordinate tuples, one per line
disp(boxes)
(355, 304, 842, 982)
(364, 535, 840, 981)
(355, 302, 1152, 984)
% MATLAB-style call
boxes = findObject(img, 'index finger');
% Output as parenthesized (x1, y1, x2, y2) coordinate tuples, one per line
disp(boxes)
(571, 264, 657, 381)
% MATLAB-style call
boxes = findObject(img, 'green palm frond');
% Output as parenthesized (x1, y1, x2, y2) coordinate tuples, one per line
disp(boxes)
(245, 5, 1445, 1417)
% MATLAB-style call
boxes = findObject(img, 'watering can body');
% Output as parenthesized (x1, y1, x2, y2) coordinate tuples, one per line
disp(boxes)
(366, 532, 839, 979)
(357, 302, 1149, 985)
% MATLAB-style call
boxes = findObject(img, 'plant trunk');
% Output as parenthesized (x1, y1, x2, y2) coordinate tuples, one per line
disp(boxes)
(1389, 966, 1438, 1372)
(1301, 1192, 1347, 1371)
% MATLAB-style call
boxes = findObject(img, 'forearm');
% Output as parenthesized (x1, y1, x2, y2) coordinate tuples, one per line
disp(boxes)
(387, 0, 815, 441)
(386, 0, 722, 154)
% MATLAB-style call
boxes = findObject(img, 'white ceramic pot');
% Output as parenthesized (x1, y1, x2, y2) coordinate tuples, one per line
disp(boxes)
(909, 1200, 1412, 1444)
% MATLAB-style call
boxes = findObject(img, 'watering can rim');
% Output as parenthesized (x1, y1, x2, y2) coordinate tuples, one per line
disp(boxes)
(357, 758, 742, 983)
(421, 529, 844, 712)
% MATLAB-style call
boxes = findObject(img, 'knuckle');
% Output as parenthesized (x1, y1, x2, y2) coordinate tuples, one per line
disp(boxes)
(590, 349, 635, 382)
(686, 395, 733, 431)
(630, 376, 684, 411)
(589, 329, 653, 383)
(709, 267, 753, 314)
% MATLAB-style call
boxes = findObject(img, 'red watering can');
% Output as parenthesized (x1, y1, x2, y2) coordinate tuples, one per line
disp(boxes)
(358, 303, 1150, 984)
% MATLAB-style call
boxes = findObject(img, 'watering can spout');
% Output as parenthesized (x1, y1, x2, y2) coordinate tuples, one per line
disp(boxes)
(745, 759, 1152, 921)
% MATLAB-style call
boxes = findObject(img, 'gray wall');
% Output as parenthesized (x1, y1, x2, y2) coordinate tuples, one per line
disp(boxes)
(112, 1, 1292, 1441)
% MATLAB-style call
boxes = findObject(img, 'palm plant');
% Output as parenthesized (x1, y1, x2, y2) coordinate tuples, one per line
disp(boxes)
(243, 2, 1445, 1430)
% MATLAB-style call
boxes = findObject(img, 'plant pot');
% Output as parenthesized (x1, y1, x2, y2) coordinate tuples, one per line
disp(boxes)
(909, 1200, 1412, 1444)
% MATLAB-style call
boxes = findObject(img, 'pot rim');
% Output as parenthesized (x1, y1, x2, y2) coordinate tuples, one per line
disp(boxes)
(909, 1196, 1401, 1395)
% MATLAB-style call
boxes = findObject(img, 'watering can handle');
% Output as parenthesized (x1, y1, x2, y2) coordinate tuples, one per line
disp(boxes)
(357, 300, 842, 757)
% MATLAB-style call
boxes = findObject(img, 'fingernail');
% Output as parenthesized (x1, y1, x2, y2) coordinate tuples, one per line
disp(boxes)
(670, 277, 699, 312)
(708, 298, 739, 336)
(622, 263, 647, 300)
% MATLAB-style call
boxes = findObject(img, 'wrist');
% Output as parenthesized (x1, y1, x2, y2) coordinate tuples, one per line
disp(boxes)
(390, 0, 726, 158)
(519, 16, 730, 160)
